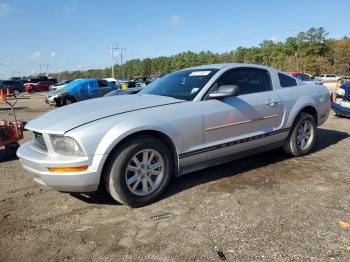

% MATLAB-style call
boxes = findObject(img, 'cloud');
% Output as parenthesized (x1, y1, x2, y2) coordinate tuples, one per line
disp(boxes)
(267, 36, 279, 42)
(50, 51, 56, 58)
(168, 14, 183, 25)
(0, 3, 10, 16)
(29, 51, 41, 59)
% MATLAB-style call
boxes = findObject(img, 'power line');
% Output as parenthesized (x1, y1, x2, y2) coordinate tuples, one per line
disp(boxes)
(107, 42, 126, 80)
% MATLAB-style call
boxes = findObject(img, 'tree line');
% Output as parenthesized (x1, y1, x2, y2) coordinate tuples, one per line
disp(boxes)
(50, 27, 350, 81)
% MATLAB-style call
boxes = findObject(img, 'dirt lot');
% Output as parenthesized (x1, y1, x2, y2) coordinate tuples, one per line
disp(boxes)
(0, 93, 350, 262)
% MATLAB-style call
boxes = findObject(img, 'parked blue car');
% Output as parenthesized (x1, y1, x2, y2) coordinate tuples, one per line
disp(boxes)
(45, 78, 120, 106)
(0, 80, 25, 95)
(331, 81, 350, 117)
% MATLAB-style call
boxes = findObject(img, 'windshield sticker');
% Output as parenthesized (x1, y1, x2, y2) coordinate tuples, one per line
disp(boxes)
(189, 71, 211, 76)
(191, 87, 200, 94)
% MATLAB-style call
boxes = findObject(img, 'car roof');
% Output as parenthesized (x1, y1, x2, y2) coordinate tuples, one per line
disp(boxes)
(288, 71, 303, 76)
(185, 63, 280, 72)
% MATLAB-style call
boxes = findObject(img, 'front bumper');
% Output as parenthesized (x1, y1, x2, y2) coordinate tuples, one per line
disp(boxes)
(17, 141, 108, 192)
(331, 98, 350, 117)
(45, 95, 57, 105)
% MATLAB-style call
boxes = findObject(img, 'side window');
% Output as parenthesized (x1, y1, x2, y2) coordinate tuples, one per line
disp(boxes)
(319, 74, 324, 77)
(217, 68, 272, 95)
(98, 80, 108, 88)
(278, 73, 297, 87)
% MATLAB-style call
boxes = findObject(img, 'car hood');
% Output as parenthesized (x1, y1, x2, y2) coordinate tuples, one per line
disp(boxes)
(26, 94, 184, 134)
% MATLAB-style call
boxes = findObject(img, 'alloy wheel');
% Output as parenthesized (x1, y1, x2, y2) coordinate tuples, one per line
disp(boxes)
(125, 149, 164, 196)
(296, 120, 314, 150)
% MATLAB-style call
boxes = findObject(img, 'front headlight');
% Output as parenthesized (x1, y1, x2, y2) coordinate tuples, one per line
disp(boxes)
(336, 88, 346, 96)
(53, 90, 67, 98)
(50, 135, 84, 156)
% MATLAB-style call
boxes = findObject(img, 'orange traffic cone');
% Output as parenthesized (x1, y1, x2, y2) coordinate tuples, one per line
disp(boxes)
(0, 89, 4, 102)
(6, 88, 10, 96)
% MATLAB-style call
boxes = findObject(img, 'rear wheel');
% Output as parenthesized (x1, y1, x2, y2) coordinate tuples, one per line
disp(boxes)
(283, 112, 316, 156)
(105, 136, 172, 207)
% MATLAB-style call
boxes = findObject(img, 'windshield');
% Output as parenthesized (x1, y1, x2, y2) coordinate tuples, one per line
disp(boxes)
(139, 69, 219, 100)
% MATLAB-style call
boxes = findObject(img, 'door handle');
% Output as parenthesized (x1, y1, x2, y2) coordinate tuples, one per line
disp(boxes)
(266, 99, 280, 107)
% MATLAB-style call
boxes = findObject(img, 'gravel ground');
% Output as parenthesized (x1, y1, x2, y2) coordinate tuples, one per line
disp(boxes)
(0, 92, 349, 262)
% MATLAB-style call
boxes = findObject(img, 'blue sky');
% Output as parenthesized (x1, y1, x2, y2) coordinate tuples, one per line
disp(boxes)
(0, 0, 349, 78)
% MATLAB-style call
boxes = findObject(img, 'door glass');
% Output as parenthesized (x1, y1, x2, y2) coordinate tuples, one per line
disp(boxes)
(216, 68, 272, 95)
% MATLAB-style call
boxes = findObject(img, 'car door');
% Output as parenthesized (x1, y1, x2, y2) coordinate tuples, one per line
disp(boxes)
(202, 67, 284, 160)
(98, 80, 111, 96)
(42, 81, 50, 91)
(86, 80, 102, 98)
(36, 82, 44, 91)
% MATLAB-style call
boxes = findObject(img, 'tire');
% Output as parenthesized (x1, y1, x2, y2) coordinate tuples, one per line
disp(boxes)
(105, 136, 172, 207)
(62, 96, 75, 106)
(5, 142, 19, 156)
(283, 112, 317, 156)
(12, 89, 20, 96)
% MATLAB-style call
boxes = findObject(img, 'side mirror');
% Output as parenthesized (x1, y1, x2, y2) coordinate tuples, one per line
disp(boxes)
(209, 85, 239, 99)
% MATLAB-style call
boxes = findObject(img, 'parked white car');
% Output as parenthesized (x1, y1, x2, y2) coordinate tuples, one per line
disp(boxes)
(316, 74, 342, 83)
(17, 64, 331, 207)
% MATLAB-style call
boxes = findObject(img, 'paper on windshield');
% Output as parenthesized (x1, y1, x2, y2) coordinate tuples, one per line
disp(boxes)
(189, 71, 211, 76)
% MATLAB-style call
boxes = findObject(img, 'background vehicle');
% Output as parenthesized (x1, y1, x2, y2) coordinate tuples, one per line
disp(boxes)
(25, 81, 56, 92)
(125, 77, 152, 88)
(316, 74, 342, 83)
(49, 80, 72, 91)
(103, 78, 118, 84)
(27, 76, 57, 84)
(18, 64, 331, 207)
(332, 80, 350, 117)
(0, 80, 25, 95)
(45, 78, 119, 106)
(104, 87, 144, 97)
(288, 72, 322, 84)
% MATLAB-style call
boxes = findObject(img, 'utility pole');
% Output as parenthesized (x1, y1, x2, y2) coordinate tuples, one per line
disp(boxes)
(107, 43, 118, 79)
(119, 44, 126, 80)
(111, 44, 115, 79)
(108, 42, 126, 80)
(38, 64, 50, 75)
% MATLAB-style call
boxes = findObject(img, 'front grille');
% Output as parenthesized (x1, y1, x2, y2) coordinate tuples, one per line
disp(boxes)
(33, 132, 48, 152)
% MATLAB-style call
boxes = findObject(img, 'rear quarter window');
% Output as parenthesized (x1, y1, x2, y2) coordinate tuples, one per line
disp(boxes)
(278, 73, 297, 88)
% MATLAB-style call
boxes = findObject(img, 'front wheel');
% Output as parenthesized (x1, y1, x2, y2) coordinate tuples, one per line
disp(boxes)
(105, 136, 172, 207)
(62, 96, 75, 106)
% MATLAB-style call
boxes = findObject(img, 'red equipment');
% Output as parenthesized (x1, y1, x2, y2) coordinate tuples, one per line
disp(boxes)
(0, 90, 24, 155)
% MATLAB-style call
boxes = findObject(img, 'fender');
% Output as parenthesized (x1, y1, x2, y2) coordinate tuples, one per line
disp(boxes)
(95, 119, 181, 156)
(285, 95, 317, 128)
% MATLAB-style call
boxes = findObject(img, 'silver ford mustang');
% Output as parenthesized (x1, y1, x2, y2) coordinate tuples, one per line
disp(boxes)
(17, 64, 331, 207)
